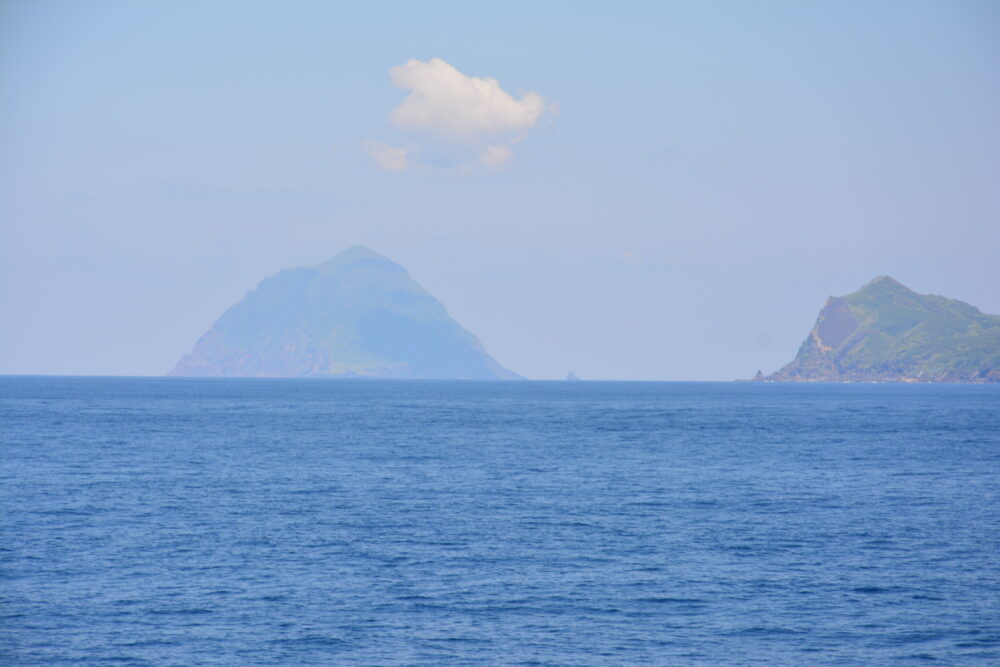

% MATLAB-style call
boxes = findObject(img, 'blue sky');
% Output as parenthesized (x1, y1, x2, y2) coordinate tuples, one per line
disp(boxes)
(2, 0, 999, 379)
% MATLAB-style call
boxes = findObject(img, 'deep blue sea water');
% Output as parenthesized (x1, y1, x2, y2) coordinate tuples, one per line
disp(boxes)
(2, 378, 999, 666)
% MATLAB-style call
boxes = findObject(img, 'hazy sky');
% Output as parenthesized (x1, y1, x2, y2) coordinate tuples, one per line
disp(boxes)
(2, 0, 998, 380)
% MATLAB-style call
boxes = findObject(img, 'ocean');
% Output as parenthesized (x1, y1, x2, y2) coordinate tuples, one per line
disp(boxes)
(2, 377, 999, 665)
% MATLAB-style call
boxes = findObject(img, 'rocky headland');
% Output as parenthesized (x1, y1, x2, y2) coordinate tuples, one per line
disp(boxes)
(756, 276, 1000, 383)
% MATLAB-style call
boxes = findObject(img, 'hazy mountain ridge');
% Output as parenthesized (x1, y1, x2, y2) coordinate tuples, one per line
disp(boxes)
(169, 246, 521, 379)
(761, 276, 1000, 383)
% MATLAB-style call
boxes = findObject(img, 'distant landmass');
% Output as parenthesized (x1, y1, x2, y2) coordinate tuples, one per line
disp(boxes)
(169, 246, 522, 379)
(756, 276, 1000, 383)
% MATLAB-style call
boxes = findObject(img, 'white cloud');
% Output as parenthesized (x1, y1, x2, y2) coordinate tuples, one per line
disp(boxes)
(363, 140, 412, 172)
(366, 58, 550, 172)
(478, 144, 513, 167)
(390, 58, 545, 141)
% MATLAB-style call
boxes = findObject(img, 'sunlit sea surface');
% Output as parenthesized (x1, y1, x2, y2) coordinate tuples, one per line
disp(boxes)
(2, 377, 999, 665)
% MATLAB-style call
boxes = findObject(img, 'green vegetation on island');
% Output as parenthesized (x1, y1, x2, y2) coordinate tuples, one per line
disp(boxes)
(169, 246, 521, 379)
(760, 276, 1000, 383)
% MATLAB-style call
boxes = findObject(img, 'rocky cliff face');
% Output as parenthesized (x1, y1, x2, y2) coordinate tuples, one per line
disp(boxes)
(761, 276, 1000, 383)
(169, 246, 521, 379)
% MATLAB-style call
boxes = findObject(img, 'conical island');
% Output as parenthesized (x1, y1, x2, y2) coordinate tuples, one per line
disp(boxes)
(169, 246, 521, 379)
(760, 276, 1000, 383)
